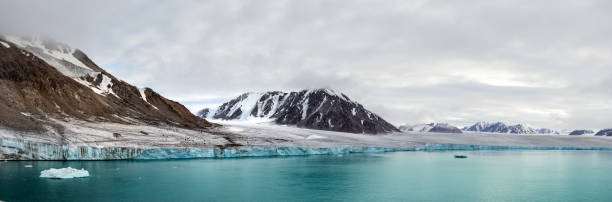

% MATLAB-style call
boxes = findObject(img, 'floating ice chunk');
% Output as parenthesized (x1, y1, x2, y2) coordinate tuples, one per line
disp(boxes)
(40, 167, 90, 179)
(24, 165, 33, 168)
(306, 135, 327, 140)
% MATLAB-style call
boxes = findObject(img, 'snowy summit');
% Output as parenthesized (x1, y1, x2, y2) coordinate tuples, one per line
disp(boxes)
(198, 88, 399, 134)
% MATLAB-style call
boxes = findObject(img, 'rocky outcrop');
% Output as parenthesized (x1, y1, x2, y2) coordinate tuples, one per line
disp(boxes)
(569, 130, 594, 136)
(199, 89, 399, 134)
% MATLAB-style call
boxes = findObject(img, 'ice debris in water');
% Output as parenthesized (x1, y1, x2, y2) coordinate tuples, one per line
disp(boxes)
(40, 167, 90, 179)
(24, 165, 32, 168)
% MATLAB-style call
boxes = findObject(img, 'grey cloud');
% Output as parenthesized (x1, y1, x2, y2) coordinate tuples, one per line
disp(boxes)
(1, 0, 611, 129)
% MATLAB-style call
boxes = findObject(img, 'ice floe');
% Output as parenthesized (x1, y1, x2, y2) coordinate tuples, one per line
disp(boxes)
(40, 167, 90, 179)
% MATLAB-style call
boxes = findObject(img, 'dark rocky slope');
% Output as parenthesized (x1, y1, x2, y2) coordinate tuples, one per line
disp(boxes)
(199, 89, 399, 134)
(0, 36, 211, 133)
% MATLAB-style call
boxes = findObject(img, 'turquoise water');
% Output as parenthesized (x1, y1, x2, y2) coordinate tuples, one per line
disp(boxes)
(1, 150, 612, 201)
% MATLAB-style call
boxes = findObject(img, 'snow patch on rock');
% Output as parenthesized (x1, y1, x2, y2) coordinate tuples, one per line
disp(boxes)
(2, 35, 120, 98)
(4, 36, 91, 75)
(76, 72, 117, 97)
(139, 88, 148, 102)
(230, 92, 265, 120)
(0, 41, 9, 48)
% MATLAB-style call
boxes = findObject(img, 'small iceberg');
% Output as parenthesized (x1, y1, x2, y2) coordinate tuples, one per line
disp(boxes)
(40, 167, 90, 179)
(454, 154, 468, 159)
(24, 165, 33, 168)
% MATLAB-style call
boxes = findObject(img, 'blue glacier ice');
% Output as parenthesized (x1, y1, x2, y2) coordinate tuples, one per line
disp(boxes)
(2, 138, 612, 160)
(0, 138, 398, 160)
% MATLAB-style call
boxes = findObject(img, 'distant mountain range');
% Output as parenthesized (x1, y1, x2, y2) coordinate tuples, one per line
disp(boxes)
(569, 130, 594, 136)
(198, 89, 399, 134)
(595, 129, 612, 136)
(462, 122, 559, 134)
(399, 123, 462, 134)
(399, 121, 560, 135)
(398, 121, 612, 136)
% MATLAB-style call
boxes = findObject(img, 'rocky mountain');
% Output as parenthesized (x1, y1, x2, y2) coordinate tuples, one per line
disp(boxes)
(399, 123, 462, 134)
(595, 129, 612, 136)
(569, 130, 594, 136)
(0, 35, 212, 134)
(463, 122, 558, 135)
(198, 89, 399, 134)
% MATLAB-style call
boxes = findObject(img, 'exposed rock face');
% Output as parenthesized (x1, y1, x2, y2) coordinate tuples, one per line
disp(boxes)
(0, 36, 211, 132)
(399, 123, 462, 134)
(569, 130, 594, 136)
(199, 89, 399, 134)
(463, 122, 557, 134)
(595, 129, 612, 136)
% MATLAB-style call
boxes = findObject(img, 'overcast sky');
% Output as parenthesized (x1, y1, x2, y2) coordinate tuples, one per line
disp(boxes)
(1, 0, 611, 129)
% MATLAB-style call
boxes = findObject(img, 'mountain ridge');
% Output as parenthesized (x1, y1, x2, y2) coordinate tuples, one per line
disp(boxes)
(463, 121, 558, 134)
(0, 35, 212, 133)
(399, 123, 463, 134)
(198, 89, 399, 134)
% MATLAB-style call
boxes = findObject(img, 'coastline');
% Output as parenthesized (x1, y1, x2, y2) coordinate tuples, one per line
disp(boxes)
(3, 137, 612, 161)
(3, 121, 612, 160)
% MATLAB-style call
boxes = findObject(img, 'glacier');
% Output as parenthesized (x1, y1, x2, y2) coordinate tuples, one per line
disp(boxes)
(3, 120, 612, 160)
(0, 138, 398, 160)
(4, 137, 612, 161)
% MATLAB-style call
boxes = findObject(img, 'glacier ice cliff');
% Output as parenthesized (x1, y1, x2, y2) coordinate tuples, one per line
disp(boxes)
(0, 138, 398, 160)
(3, 138, 612, 160)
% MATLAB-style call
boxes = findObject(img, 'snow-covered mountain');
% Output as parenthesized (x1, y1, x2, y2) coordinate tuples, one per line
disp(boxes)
(569, 130, 594, 136)
(399, 123, 462, 134)
(595, 129, 612, 136)
(463, 122, 558, 135)
(0, 35, 211, 133)
(198, 89, 399, 134)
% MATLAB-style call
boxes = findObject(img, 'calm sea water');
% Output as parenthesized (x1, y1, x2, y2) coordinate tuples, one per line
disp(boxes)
(1, 150, 612, 201)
